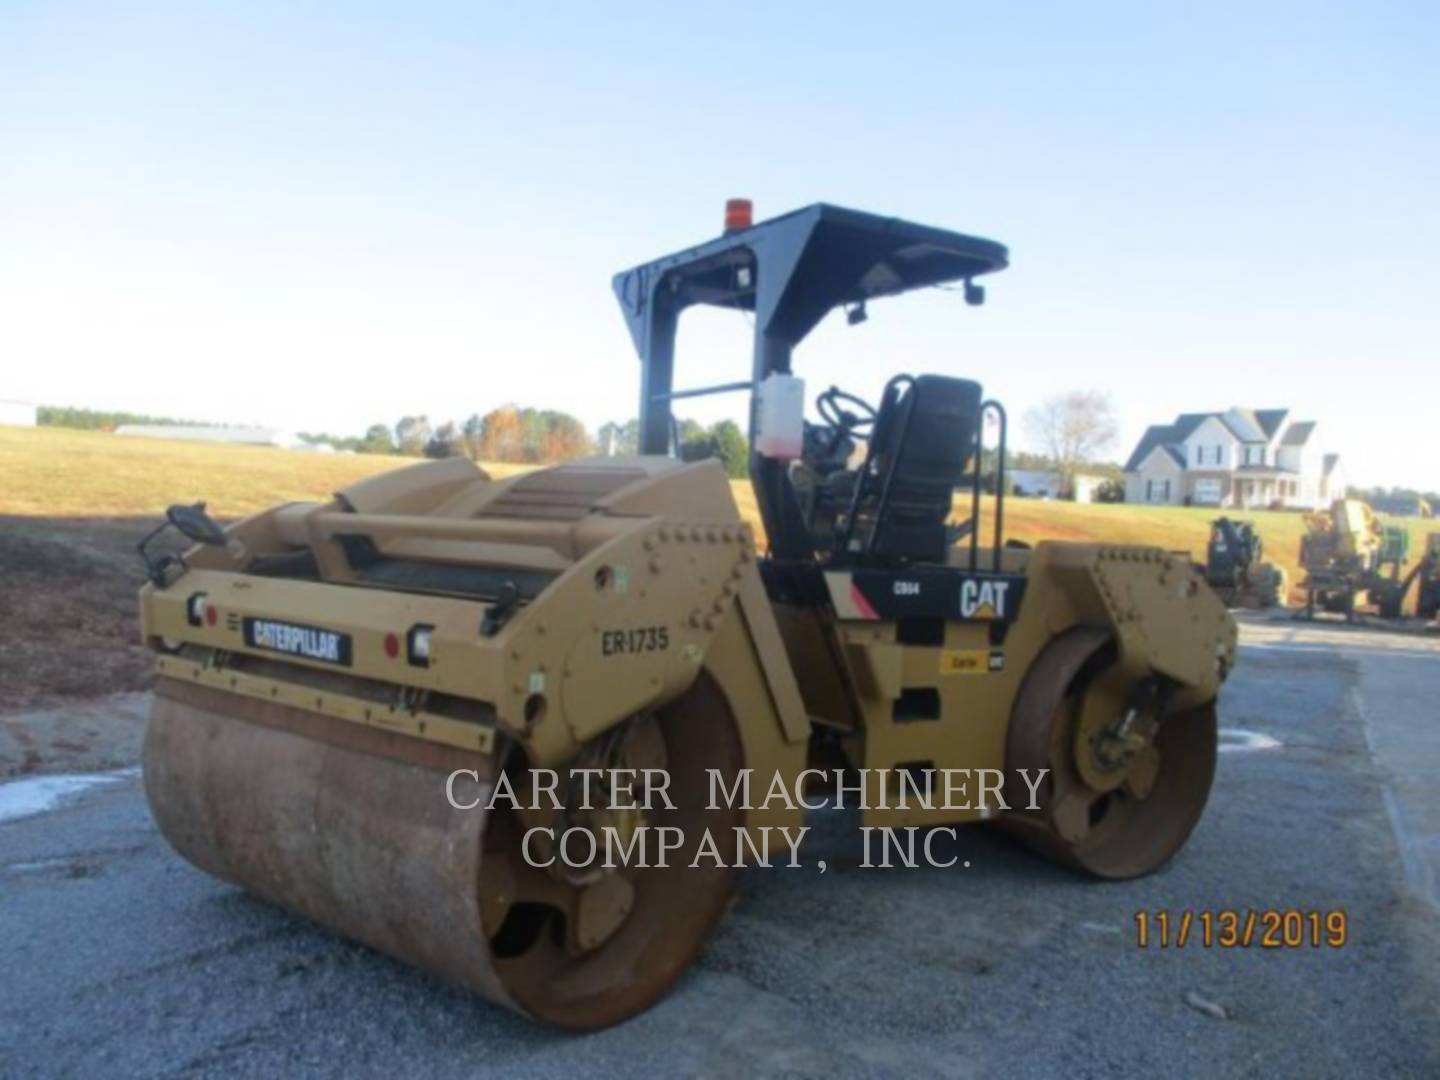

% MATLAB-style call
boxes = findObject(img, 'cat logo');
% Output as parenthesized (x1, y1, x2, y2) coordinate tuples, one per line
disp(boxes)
(959, 579, 1010, 620)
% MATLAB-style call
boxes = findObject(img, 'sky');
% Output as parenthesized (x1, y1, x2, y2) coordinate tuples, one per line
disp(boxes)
(1, 2, 1436, 488)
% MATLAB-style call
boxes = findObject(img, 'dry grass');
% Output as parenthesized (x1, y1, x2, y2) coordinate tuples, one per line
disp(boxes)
(0, 426, 530, 518)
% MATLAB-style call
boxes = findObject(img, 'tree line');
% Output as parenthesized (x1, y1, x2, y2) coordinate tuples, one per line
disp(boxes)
(355, 407, 594, 462)
(38, 406, 197, 430)
(345, 409, 749, 477)
(35, 402, 748, 474)
(1348, 485, 1440, 510)
(595, 418, 749, 478)
(38, 397, 1125, 493)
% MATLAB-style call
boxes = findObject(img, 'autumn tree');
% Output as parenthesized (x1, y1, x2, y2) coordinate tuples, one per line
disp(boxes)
(537, 410, 591, 461)
(478, 406, 526, 462)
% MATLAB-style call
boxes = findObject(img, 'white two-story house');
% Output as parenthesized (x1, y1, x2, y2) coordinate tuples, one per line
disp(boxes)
(1123, 407, 1345, 509)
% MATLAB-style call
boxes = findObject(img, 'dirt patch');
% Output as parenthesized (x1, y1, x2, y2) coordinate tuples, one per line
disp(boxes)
(0, 516, 160, 713)
(0, 692, 150, 778)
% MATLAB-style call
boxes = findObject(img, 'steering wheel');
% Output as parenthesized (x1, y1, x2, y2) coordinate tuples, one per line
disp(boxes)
(816, 385, 878, 441)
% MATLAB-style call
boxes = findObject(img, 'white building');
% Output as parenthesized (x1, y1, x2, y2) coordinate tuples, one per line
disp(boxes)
(0, 400, 37, 427)
(1123, 407, 1344, 510)
(1009, 469, 1107, 503)
(115, 424, 307, 449)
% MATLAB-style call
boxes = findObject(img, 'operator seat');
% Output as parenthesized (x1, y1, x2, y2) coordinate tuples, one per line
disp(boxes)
(847, 374, 982, 564)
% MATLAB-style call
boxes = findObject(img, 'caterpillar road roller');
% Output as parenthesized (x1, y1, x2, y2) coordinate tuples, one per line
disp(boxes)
(139, 202, 1237, 1029)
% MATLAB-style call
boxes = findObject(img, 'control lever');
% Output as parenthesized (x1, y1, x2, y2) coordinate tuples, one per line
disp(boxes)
(480, 581, 521, 637)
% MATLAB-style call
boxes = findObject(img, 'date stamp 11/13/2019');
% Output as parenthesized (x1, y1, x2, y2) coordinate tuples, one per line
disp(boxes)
(1135, 909, 1348, 949)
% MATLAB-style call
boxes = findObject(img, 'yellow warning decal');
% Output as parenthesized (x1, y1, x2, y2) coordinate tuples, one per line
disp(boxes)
(940, 649, 988, 676)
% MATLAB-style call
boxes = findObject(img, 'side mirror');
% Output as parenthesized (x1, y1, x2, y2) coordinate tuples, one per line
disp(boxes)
(166, 502, 227, 546)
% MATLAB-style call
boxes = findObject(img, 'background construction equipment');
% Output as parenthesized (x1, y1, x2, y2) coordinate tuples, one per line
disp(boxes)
(1204, 517, 1286, 608)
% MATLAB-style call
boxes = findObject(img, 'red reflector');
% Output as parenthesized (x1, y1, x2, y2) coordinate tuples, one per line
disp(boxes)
(384, 632, 400, 659)
(204, 604, 217, 627)
(724, 198, 753, 233)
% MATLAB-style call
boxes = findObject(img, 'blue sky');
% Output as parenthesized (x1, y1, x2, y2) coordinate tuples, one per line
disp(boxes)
(2, 2, 1435, 487)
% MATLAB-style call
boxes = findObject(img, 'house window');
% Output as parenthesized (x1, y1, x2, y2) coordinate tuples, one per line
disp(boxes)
(1213, 445, 1221, 465)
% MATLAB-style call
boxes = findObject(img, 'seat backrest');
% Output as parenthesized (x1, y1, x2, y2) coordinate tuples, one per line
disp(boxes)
(872, 375, 982, 493)
(856, 375, 982, 562)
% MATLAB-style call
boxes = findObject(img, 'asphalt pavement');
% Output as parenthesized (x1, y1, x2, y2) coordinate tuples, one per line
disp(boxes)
(2, 617, 1438, 1078)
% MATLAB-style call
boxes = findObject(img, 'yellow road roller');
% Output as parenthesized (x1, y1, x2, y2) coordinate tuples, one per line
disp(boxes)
(139, 202, 1236, 1028)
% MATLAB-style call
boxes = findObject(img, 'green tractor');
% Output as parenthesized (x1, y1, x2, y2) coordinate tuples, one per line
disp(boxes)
(1373, 529, 1440, 620)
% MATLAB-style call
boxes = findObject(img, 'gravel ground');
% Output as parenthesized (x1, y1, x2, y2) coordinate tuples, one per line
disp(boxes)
(1, 618, 1437, 1078)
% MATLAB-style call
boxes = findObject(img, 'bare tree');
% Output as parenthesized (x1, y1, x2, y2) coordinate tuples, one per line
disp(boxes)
(1023, 391, 1118, 495)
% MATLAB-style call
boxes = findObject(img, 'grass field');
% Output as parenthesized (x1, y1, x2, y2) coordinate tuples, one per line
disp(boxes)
(3, 425, 1431, 608)
(0, 426, 533, 517)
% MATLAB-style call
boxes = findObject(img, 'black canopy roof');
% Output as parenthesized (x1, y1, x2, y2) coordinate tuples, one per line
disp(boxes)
(613, 203, 1009, 348)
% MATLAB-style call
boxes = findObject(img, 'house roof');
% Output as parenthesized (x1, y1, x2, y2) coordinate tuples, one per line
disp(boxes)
(1217, 407, 1288, 442)
(1255, 409, 1289, 438)
(1219, 409, 1266, 442)
(1323, 453, 1341, 477)
(1170, 413, 1212, 441)
(1281, 420, 1316, 446)
(1124, 424, 1181, 472)
(1121, 413, 1216, 470)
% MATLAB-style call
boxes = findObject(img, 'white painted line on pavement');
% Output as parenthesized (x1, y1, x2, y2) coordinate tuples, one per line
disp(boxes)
(1350, 686, 1437, 912)
(1218, 728, 1282, 752)
(0, 767, 140, 824)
